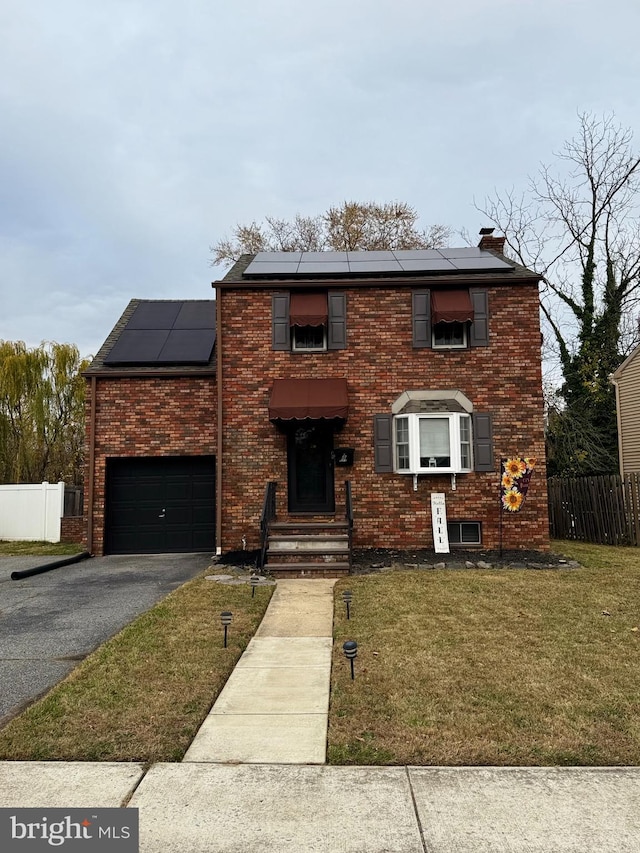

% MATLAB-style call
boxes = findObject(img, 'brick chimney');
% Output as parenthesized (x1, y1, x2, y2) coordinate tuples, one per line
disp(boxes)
(478, 227, 506, 254)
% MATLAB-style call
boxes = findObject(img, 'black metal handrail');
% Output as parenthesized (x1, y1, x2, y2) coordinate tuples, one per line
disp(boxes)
(258, 481, 277, 570)
(344, 480, 353, 570)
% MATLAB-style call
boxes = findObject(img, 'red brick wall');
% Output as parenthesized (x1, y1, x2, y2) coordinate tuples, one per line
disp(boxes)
(87, 376, 216, 555)
(60, 515, 85, 545)
(218, 283, 549, 552)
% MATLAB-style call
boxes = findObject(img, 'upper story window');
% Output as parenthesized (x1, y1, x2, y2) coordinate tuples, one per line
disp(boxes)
(272, 291, 346, 352)
(413, 288, 489, 349)
(290, 292, 328, 352)
(292, 324, 327, 352)
(433, 321, 467, 349)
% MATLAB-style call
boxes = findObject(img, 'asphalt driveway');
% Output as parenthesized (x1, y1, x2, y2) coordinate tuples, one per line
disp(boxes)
(0, 553, 213, 723)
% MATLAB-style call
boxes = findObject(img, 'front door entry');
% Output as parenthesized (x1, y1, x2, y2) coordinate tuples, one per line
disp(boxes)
(287, 423, 335, 513)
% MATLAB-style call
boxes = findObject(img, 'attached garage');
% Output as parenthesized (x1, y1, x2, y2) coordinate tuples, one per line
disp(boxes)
(105, 456, 215, 554)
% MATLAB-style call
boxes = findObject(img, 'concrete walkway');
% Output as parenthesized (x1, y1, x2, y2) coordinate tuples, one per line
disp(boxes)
(183, 578, 336, 764)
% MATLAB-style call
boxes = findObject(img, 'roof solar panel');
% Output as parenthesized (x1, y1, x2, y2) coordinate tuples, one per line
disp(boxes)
(253, 251, 302, 263)
(104, 300, 217, 366)
(300, 251, 348, 262)
(297, 262, 351, 274)
(104, 329, 170, 363)
(347, 251, 396, 261)
(393, 249, 444, 261)
(244, 261, 300, 276)
(398, 258, 457, 272)
(348, 260, 403, 273)
(241, 248, 518, 278)
(450, 257, 514, 271)
(174, 301, 217, 329)
(156, 329, 216, 363)
(127, 302, 182, 329)
(438, 248, 485, 259)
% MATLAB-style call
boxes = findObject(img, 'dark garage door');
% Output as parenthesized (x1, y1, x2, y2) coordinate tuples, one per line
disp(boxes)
(105, 456, 215, 554)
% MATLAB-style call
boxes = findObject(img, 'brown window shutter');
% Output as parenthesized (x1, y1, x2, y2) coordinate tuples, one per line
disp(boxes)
(327, 292, 347, 349)
(272, 293, 290, 350)
(473, 413, 494, 471)
(469, 289, 489, 347)
(412, 290, 431, 348)
(373, 414, 393, 472)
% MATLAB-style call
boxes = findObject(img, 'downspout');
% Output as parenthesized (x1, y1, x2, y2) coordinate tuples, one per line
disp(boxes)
(215, 284, 223, 556)
(86, 375, 97, 554)
(610, 372, 624, 477)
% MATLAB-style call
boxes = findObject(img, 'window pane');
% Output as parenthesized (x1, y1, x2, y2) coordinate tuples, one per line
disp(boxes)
(460, 415, 471, 469)
(447, 523, 461, 543)
(461, 523, 481, 544)
(396, 418, 409, 444)
(395, 417, 410, 470)
(419, 418, 450, 467)
(396, 445, 409, 469)
(293, 325, 326, 350)
(433, 322, 466, 347)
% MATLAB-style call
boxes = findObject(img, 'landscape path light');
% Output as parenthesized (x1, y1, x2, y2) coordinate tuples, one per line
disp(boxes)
(250, 574, 260, 597)
(343, 640, 358, 680)
(342, 589, 353, 620)
(220, 611, 233, 648)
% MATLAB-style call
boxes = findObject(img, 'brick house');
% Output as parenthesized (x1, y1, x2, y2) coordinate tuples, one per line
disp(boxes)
(84, 233, 549, 569)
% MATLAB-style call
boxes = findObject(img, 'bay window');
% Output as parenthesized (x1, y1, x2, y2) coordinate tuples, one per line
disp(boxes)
(394, 412, 472, 474)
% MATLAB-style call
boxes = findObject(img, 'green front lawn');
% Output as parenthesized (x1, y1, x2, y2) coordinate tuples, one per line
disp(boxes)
(0, 541, 84, 556)
(329, 540, 640, 766)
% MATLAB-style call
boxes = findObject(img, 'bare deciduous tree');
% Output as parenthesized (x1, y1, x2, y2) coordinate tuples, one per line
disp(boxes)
(211, 200, 450, 266)
(479, 113, 640, 474)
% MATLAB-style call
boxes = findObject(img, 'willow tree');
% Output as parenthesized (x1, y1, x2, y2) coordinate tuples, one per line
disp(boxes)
(479, 113, 640, 475)
(211, 200, 450, 266)
(0, 341, 89, 484)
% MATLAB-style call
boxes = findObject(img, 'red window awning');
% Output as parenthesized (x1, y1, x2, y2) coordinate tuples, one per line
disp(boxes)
(431, 290, 474, 324)
(289, 292, 328, 327)
(268, 378, 349, 422)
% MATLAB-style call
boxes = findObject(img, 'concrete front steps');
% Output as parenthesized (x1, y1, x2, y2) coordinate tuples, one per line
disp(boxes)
(265, 520, 351, 578)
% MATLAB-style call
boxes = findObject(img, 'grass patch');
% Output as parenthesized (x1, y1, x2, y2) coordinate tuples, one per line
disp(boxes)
(0, 541, 84, 556)
(0, 574, 272, 762)
(329, 540, 640, 766)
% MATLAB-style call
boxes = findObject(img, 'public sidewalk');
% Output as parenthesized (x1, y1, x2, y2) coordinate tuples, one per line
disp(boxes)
(1, 762, 639, 852)
(183, 578, 335, 763)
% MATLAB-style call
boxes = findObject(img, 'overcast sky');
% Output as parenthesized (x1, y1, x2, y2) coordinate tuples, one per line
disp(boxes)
(1, 0, 639, 358)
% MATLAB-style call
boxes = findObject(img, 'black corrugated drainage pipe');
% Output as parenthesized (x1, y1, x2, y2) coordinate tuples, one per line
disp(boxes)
(10, 550, 92, 581)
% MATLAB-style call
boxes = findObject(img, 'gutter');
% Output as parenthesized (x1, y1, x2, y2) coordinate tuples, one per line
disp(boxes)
(610, 372, 624, 477)
(214, 283, 223, 556)
(86, 375, 97, 553)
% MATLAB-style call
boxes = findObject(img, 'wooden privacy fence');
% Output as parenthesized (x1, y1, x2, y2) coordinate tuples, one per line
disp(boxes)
(63, 486, 83, 517)
(548, 474, 640, 546)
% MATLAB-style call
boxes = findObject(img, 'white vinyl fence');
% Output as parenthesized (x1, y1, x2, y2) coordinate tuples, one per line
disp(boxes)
(0, 481, 65, 543)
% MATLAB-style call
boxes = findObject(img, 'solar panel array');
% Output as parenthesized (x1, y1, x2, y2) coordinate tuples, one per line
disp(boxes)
(104, 301, 216, 365)
(244, 248, 514, 277)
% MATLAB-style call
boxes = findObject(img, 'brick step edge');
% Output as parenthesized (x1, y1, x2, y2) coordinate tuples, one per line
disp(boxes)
(269, 524, 350, 533)
(266, 562, 351, 578)
(267, 550, 350, 560)
(267, 537, 350, 546)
